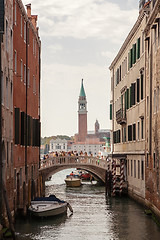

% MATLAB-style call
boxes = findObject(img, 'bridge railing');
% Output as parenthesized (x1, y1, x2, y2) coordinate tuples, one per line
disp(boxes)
(40, 156, 110, 170)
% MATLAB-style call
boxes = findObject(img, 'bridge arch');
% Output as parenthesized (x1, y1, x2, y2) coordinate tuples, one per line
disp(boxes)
(39, 156, 110, 184)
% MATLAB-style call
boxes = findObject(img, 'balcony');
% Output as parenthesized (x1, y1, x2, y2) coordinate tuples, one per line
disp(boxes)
(116, 109, 126, 125)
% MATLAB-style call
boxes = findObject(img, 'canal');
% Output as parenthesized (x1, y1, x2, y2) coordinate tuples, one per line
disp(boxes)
(15, 169, 160, 240)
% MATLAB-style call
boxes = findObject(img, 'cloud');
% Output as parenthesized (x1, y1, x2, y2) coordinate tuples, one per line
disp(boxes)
(23, 0, 138, 42)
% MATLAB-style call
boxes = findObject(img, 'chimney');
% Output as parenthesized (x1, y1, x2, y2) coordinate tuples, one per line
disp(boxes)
(26, 4, 31, 18)
(31, 15, 38, 30)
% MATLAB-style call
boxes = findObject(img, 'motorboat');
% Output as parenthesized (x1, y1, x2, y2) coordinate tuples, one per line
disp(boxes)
(28, 195, 73, 217)
(65, 174, 81, 187)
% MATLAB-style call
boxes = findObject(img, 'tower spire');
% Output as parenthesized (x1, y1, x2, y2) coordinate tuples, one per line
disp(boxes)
(79, 79, 86, 97)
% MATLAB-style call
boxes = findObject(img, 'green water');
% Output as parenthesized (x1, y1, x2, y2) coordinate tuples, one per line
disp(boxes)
(15, 169, 160, 240)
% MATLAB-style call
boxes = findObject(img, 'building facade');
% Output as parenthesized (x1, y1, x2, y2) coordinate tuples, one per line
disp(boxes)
(13, 1, 41, 215)
(110, 0, 160, 217)
(0, 0, 14, 223)
(50, 138, 68, 153)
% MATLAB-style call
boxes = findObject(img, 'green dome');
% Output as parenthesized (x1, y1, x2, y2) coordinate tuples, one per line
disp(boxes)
(79, 79, 86, 97)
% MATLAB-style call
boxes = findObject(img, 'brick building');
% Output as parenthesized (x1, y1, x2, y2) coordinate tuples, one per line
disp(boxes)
(0, 0, 14, 223)
(13, 1, 41, 215)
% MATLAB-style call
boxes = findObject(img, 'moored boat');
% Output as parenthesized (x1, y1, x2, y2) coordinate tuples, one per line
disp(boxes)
(65, 174, 81, 187)
(28, 195, 73, 217)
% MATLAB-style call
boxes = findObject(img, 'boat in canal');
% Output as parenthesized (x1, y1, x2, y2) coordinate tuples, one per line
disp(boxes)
(65, 173, 81, 187)
(28, 195, 73, 217)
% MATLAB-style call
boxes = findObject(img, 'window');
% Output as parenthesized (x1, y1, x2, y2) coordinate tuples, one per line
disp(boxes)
(138, 160, 140, 179)
(154, 89, 156, 113)
(14, 1, 17, 25)
(21, 60, 23, 81)
(137, 79, 140, 103)
(147, 96, 149, 116)
(24, 65, 26, 84)
(24, 21, 26, 42)
(14, 50, 17, 73)
(153, 152, 156, 169)
(27, 68, 30, 87)
(157, 87, 159, 111)
(21, 15, 22, 37)
(141, 160, 144, 180)
(131, 160, 133, 177)
(113, 130, 121, 144)
(15, 108, 20, 144)
(133, 123, 136, 141)
(110, 104, 112, 120)
(128, 159, 129, 176)
(141, 118, 144, 139)
(21, 112, 25, 146)
(137, 37, 140, 59)
(141, 73, 144, 100)
(33, 75, 36, 93)
(128, 125, 132, 141)
(132, 43, 136, 64)
(134, 160, 136, 178)
(138, 121, 140, 140)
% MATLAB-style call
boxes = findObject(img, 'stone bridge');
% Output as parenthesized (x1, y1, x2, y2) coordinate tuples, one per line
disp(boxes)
(39, 156, 111, 183)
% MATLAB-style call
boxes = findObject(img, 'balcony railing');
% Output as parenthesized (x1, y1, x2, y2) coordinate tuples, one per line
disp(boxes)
(116, 109, 126, 125)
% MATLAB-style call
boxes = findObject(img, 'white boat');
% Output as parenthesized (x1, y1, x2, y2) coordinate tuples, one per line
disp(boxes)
(28, 195, 73, 217)
(65, 174, 81, 187)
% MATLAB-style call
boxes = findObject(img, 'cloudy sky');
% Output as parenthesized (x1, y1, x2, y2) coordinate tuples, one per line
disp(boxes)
(23, 0, 139, 137)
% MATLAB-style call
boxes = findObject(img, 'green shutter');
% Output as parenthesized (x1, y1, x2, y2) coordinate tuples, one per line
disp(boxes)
(133, 43, 136, 64)
(129, 49, 132, 68)
(125, 91, 127, 116)
(127, 88, 129, 109)
(137, 38, 140, 59)
(130, 86, 132, 108)
(110, 104, 112, 120)
(15, 108, 20, 145)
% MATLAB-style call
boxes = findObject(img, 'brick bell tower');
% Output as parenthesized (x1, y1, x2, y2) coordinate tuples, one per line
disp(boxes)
(78, 79, 87, 142)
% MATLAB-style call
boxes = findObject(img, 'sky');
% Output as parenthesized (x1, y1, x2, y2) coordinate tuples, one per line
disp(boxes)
(22, 0, 139, 137)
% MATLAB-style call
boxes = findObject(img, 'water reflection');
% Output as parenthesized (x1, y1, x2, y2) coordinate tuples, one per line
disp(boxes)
(15, 169, 160, 240)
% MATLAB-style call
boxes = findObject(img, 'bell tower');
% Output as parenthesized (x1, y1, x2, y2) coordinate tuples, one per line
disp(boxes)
(78, 79, 87, 142)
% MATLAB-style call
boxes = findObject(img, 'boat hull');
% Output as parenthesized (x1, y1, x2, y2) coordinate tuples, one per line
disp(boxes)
(28, 202, 68, 217)
(65, 179, 81, 187)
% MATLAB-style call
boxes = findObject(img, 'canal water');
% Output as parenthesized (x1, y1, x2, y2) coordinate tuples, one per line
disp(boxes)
(15, 169, 160, 240)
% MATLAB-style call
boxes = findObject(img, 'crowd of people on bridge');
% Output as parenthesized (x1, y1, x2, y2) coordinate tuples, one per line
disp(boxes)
(42, 150, 107, 161)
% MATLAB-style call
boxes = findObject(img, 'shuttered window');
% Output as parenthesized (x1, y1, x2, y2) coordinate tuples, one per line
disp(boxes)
(21, 112, 26, 146)
(128, 125, 132, 141)
(137, 78, 140, 102)
(133, 123, 136, 140)
(127, 88, 129, 109)
(132, 43, 136, 64)
(113, 130, 121, 144)
(141, 73, 144, 100)
(137, 37, 140, 59)
(110, 104, 112, 120)
(15, 108, 20, 144)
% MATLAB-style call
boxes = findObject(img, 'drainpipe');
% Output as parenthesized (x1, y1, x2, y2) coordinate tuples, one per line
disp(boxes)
(0, 33, 3, 226)
(149, 36, 152, 156)
(38, 44, 41, 169)
(25, 21, 28, 178)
